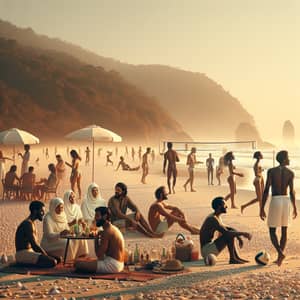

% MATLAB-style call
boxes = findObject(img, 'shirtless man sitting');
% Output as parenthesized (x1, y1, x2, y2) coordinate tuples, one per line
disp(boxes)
(260, 150, 297, 266)
(15, 201, 57, 268)
(148, 186, 199, 235)
(108, 182, 160, 238)
(200, 197, 252, 264)
(163, 142, 180, 194)
(115, 156, 140, 171)
(75, 206, 125, 273)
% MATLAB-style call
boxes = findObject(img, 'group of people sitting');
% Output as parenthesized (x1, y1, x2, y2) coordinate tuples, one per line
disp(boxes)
(15, 179, 255, 274)
(14, 182, 202, 272)
(4, 164, 58, 200)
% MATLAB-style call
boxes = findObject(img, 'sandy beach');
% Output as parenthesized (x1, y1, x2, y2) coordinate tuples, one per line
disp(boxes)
(1, 145, 300, 299)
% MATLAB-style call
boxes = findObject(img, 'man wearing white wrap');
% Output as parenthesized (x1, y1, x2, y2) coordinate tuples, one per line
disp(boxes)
(260, 150, 297, 266)
(41, 198, 88, 262)
(63, 190, 85, 227)
(75, 206, 124, 273)
(81, 183, 106, 226)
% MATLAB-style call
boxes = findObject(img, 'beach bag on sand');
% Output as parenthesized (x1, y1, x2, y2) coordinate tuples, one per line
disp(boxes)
(175, 233, 194, 262)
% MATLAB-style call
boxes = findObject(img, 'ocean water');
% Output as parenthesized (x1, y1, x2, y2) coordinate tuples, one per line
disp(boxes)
(175, 147, 300, 195)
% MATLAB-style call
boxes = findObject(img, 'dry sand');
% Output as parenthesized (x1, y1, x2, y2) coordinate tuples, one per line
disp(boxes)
(1, 145, 300, 299)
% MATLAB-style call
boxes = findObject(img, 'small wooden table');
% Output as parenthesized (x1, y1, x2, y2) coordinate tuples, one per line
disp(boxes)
(62, 235, 97, 265)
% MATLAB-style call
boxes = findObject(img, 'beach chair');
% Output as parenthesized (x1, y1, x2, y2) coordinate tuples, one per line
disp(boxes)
(44, 183, 58, 202)
(20, 185, 34, 201)
(1, 179, 18, 201)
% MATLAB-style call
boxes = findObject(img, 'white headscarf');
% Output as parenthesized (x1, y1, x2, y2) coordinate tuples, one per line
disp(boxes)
(63, 190, 83, 223)
(81, 183, 106, 222)
(48, 197, 68, 225)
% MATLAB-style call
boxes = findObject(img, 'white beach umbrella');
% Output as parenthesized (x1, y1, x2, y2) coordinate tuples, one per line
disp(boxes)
(0, 128, 40, 162)
(65, 125, 122, 181)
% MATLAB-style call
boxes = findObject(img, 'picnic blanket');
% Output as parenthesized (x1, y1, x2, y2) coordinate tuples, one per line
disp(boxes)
(0, 263, 173, 282)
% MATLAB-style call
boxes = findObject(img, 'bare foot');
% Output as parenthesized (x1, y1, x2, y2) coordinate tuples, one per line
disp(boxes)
(183, 185, 187, 192)
(153, 232, 164, 238)
(241, 205, 245, 214)
(236, 256, 249, 263)
(172, 188, 176, 194)
(191, 189, 197, 192)
(277, 253, 285, 266)
(229, 259, 245, 264)
(190, 226, 200, 235)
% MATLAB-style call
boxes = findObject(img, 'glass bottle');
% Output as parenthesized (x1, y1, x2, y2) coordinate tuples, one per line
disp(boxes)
(134, 244, 139, 264)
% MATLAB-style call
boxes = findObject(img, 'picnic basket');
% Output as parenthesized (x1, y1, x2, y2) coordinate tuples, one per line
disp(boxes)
(175, 233, 194, 262)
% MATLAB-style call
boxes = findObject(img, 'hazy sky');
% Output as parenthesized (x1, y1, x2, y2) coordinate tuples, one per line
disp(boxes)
(0, 0, 299, 143)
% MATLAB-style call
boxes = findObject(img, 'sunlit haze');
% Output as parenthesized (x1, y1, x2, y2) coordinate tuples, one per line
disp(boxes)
(1, 0, 299, 143)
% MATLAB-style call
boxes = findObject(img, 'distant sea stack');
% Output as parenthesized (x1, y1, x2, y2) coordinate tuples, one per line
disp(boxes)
(282, 120, 295, 145)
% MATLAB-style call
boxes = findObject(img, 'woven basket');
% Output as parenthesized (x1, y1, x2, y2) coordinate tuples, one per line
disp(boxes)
(175, 233, 193, 262)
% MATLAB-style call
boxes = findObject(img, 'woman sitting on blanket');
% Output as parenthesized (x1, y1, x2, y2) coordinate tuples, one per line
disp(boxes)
(41, 198, 88, 262)
(63, 190, 86, 228)
(81, 183, 106, 227)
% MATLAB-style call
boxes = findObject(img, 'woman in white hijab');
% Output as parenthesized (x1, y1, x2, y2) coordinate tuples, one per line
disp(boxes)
(41, 197, 88, 262)
(63, 190, 84, 227)
(81, 183, 106, 226)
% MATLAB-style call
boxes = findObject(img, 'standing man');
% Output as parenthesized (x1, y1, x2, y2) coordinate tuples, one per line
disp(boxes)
(141, 147, 151, 184)
(45, 148, 49, 159)
(216, 155, 225, 186)
(151, 149, 155, 164)
(18, 144, 30, 176)
(260, 150, 297, 266)
(85, 146, 91, 166)
(138, 146, 142, 161)
(206, 153, 215, 185)
(131, 147, 135, 161)
(183, 147, 202, 192)
(15, 201, 57, 267)
(163, 142, 180, 194)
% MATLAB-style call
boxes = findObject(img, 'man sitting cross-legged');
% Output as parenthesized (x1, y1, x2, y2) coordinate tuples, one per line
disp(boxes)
(108, 182, 161, 238)
(200, 197, 252, 264)
(15, 201, 57, 268)
(148, 186, 199, 235)
(75, 206, 125, 273)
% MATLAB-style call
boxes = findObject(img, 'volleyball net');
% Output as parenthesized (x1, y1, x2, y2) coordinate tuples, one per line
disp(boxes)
(159, 140, 257, 155)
